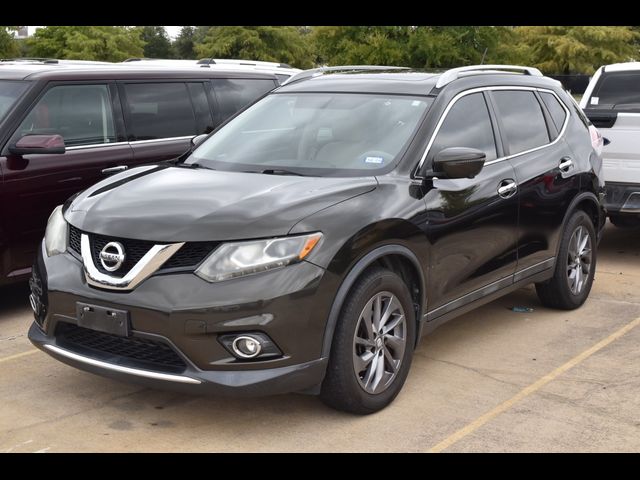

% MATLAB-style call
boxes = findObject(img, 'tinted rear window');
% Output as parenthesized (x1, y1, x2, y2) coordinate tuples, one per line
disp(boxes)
(590, 72, 640, 112)
(492, 91, 550, 155)
(211, 78, 276, 119)
(124, 83, 197, 140)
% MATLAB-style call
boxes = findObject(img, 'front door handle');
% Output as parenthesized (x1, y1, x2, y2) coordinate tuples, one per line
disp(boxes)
(497, 179, 517, 198)
(559, 157, 573, 172)
(102, 165, 128, 175)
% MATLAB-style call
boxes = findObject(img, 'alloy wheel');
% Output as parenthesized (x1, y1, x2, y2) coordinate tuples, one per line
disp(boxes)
(567, 225, 592, 295)
(352, 291, 407, 394)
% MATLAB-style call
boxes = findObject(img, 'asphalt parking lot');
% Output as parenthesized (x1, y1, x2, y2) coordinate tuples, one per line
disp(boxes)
(1, 222, 640, 453)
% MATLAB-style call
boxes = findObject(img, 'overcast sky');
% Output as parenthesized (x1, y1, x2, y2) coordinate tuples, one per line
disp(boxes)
(28, 26, 184, 39)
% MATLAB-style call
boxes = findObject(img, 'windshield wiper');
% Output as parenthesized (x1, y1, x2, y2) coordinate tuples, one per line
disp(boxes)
(178, 162, 215, 170)
(260, 168, 306, 176)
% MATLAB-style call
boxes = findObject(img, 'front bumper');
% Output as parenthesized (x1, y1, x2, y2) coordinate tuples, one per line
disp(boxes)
(28, 243, 337, 396)
(604, 182, 640, 215)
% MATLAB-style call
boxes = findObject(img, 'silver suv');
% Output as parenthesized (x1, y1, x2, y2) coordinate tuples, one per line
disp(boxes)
(581, 62, 640, 227)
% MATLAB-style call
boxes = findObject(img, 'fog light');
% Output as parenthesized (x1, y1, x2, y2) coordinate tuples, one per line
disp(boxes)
(29, 294, 38, 314)
(218, 332, 282, 361)
(232, 336, 262, 358)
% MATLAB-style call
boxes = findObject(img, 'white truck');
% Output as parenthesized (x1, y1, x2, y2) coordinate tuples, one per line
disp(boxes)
(581, 62, 640, 227)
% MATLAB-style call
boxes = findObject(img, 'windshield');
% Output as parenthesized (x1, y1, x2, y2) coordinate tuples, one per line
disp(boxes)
(0, 80, 29, 119)
(187, 93, 432, 176)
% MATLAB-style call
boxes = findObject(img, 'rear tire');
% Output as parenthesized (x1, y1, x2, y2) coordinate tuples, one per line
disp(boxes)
(535, 210, 596, 310)
(320, 267, 416, 414)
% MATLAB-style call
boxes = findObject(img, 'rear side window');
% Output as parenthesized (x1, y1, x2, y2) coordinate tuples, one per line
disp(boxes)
(124, 83, 197, 140)
(590, 72, 640, 112)
(211, 78, 276, 119)
(186, 83, 215, 134)
(492, 91, 550, 155)
(14, 84, 116, 147)
(430, 92, 497, 162)
(540, 92, 568, 134)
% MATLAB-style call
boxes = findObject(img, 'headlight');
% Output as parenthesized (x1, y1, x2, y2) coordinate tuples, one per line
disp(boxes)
(195, 232, 322, 283)
(44, 205, 68, 257)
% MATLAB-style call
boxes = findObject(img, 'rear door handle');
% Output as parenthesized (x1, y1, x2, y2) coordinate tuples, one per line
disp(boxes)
(497, 179, 517, 198)
(559, 157, 573, 172)
(102, 165, 128, 175)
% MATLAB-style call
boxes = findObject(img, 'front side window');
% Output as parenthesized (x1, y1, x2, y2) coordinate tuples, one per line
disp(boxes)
(429, 93, 497, 162)
(188, 93, 432, 176)
(492, 91, 550, 155)
(124, 83, 197, 140)
(15, 84, 116, 147)
(211, 78, 277, 119)
(589, 72, 640, 112)
(0, 80, 29, 119)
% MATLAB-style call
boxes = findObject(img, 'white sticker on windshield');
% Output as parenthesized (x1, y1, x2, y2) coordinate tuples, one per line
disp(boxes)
(411, 100, 422, 107)
(365, 156, 384, 164)
(591, 96, 599, 105)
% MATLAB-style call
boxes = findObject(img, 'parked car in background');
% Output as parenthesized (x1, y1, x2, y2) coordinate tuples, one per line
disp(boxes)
(29, 65, 605, 414)
(123, 58, 302, 84)
(580, 62, 640, 227)
(0, 62, 278, 285)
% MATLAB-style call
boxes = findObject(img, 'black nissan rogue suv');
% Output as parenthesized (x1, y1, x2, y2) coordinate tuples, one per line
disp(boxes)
(29, 65, 606, 414)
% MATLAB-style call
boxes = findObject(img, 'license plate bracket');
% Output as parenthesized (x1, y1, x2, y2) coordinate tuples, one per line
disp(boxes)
(76, 302, 130, 337)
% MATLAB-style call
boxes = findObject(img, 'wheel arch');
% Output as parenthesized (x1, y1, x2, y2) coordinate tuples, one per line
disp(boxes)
(321, 243, 426, 359)
(556, 191, 603, 258)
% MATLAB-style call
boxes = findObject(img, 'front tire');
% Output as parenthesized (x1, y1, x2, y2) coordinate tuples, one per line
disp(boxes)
(320, 267, 416, 414)
(535, 210, 596, 310)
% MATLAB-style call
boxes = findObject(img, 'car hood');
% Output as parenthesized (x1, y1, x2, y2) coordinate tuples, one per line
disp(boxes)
(65, 165, 377, 241)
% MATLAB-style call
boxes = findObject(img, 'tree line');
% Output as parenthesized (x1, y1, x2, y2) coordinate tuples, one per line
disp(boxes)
(1, 26, 638, 74)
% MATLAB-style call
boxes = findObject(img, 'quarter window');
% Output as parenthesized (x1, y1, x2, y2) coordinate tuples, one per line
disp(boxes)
(430, 93, 497, 162)
(211, 79, 276, 119)
(15, 84, 116, 147)
(124, 83, 197, 140)
(540, 92, 567, 134)
(492, 91, 550, 155)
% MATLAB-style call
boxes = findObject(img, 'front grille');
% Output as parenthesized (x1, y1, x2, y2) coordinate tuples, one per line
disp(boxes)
(56, 323, 187, 373)
(160, 242, 217, 270)
(68, 224, 81, 255)
(90, 233, 157, 277)
(68, 225, 216, 276)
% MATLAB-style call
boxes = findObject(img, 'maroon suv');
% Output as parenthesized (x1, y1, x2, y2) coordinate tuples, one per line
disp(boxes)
(0, 62, 278, 285)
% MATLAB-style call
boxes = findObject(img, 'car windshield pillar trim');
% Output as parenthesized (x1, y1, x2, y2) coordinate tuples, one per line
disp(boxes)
(80, 234, 184, 291)
(413, 85, 571, 179)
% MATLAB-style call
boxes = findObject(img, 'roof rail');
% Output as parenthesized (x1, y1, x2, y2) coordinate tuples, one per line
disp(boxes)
(1, 57, 59, 64)
(435, 64, 543, 89)
(282, 65, 411, 86)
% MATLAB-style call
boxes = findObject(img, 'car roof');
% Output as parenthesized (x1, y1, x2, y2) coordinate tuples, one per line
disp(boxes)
(279, 71, 441, 95)
(277, 67, 559, 96)
(603, 62, 640, 73)
(0, 63, 278, 81)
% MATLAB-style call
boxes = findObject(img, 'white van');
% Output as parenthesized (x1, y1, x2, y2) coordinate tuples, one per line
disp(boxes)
(581, 62, 640, 227)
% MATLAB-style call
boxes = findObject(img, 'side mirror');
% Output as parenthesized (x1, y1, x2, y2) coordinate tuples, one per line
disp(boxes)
(191, 134, 208, 149)
(9, 134, 65, 156)
(432, 147, 486, 179)
(603, 137, 611, 146)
